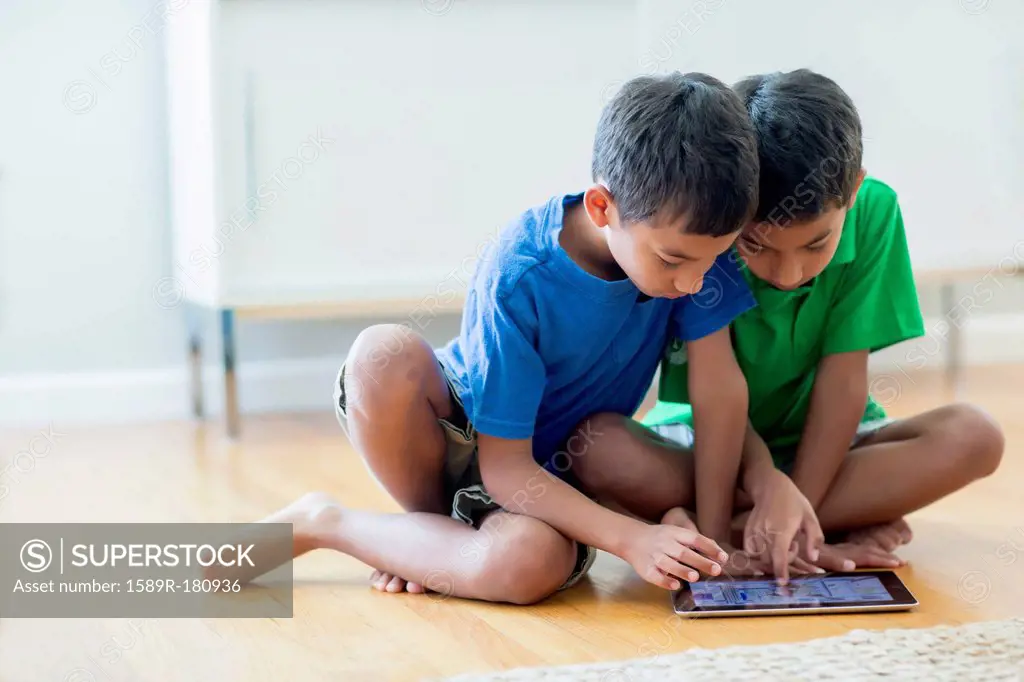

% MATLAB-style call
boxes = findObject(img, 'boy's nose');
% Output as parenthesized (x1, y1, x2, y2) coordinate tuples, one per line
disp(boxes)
(675, 275, 703, 295)
(774, 260, 803, 289)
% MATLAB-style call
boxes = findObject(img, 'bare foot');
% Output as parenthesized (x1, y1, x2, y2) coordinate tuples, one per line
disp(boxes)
(369, 569, 424, 594)
(262, 491, 347, 556)
(260, 493, 426, 592)
(253, 492, 430, 594)
(817, 542, 901, 571)
(203, 491, 345, 584)
(845, 518, 913, 554)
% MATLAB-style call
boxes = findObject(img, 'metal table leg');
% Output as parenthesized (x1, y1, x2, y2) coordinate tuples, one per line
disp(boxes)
(186, 302, 205, 419)
(221, 308, 240, 438)
(941, 281, 963, 397)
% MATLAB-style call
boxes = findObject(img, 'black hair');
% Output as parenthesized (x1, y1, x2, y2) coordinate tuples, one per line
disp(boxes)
(733, 69, 863, 225)
(592, 72, 759, 237)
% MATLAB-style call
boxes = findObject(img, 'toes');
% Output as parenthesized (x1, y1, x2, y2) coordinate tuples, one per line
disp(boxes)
(899, 525, 913, 544)
(371, 571, 391, 591)
(888, 519, 912, 545)
(369, 571, 424, 594)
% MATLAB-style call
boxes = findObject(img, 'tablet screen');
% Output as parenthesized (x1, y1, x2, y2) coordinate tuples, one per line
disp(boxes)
(689, 575, 894, 607)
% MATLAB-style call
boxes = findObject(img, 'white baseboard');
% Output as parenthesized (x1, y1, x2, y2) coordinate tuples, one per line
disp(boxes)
(2, 314, 1023, 428)
(869, 313, 1024, 372)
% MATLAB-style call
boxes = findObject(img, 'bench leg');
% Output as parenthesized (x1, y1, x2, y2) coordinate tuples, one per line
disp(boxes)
(221, 308, 240, 438)
(186, 302, 205, 419)
(941, 282, 964, 397)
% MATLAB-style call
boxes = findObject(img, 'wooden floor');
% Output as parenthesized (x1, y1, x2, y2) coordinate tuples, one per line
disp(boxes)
(1, 365, 1022, 682)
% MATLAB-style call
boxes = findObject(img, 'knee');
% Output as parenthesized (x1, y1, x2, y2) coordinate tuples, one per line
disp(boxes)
(932, 404, 1005, 479)
(471, 517, 576, 605)
(343, 324, 432, 411)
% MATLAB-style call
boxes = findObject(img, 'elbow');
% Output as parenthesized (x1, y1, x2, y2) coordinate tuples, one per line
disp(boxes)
(478, 457, 530, 512)
(478, 462, 509, 506)
(474, 435, 539, 511)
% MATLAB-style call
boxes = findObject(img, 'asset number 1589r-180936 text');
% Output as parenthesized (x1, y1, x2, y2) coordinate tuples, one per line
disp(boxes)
(126, 578, 241, 593)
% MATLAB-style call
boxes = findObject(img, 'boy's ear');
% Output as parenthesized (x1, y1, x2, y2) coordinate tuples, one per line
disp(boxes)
(847, 168, 867, 208)
(583, 184, 616, 229)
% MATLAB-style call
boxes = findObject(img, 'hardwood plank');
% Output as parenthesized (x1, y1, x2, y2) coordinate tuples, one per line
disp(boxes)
(1, 365, 1021, 681)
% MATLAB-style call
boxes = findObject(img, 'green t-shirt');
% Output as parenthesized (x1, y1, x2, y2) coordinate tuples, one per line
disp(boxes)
(642, 177, 926, 464)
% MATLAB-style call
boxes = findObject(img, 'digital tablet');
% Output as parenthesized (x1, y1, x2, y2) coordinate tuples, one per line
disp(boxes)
(672, 570, 918, 618)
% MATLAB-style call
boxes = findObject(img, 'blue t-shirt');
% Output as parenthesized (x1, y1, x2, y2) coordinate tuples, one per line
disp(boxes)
(436, 193, 756, 472)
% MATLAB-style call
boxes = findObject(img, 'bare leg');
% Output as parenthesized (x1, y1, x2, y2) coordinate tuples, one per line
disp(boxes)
(338, 324, 457, 592)
(278, 323, 582, 600)
(223, 492, 578, 605)
(815, 404, 1004, 533)
(343, 324, 454, 516)
(570, 413, 696, 522)
(215, 325, 585, 602)
(569, 414, 757, 533)
(570, 405, 1003, 571)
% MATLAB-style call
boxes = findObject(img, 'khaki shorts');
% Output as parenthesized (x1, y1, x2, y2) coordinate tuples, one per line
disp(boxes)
(648, 418, 895, 475)
(333, 358, 596, 592)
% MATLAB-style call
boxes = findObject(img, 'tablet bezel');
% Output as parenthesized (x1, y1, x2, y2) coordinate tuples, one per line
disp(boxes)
(672, 570, 918, 617)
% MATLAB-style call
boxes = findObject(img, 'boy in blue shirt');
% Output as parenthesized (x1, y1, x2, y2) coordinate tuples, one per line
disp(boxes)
(245, 73, 765, 604)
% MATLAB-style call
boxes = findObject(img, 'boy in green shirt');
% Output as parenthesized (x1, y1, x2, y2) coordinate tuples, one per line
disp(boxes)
(571, 69, 1005, 581)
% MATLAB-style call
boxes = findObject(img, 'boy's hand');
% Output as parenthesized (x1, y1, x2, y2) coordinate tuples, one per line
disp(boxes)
(718, 535, 824, 579)
(744, 469, 825, 584)
(662, 508, 809, 580)
(623, 524, 729, 591)
(716, 543, 766, 577)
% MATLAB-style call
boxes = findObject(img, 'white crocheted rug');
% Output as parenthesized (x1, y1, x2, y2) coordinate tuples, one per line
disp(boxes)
(436, 618, 1024, 681)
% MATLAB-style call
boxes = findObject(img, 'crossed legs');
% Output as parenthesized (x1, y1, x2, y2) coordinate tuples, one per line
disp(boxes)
(571, 405, 1004, 548)
(228, 324, 580, 605)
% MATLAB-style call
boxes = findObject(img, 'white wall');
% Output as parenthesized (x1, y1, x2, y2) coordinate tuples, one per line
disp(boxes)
(634, 0, 1024, 376)
(0, 0, 177, 375)
(0, 0, 461, 428)
(0, 0, 1021, 429)
(636, 0, 1024, 272)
